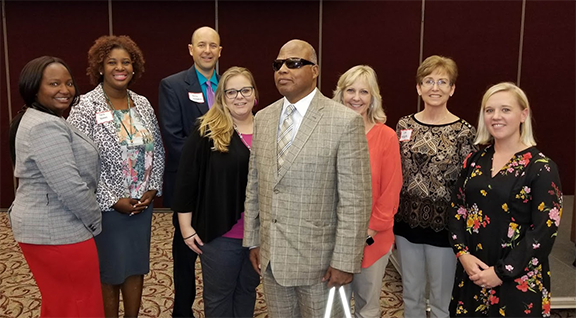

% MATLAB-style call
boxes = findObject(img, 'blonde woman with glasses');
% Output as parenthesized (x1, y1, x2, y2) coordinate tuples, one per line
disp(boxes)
(172, 67, 260, 318)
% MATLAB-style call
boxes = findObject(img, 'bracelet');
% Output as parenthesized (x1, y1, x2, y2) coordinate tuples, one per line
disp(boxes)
(456, 250, 470, 258)
(183, 233, 197, 240)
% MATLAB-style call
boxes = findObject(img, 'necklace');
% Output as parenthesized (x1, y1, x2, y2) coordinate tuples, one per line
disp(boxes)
(233, 125, 251, 151)
(418, 110, 452, 125)
(102, 84, 135, 146)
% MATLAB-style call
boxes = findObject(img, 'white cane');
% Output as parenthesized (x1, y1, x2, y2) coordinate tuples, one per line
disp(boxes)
(323, 286, 352, 318)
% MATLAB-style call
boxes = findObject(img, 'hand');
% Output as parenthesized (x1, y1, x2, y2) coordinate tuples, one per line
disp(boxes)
(322, 266, 353, 288)
(134, 190, 157, 211)
(182, 227, 203, 254)
(249, 247, 261, 275)
(367, 228, 378, 238)
(112, 198, 140, 215)
(469, 266, 503, 289)
(459, 253, 489, 277)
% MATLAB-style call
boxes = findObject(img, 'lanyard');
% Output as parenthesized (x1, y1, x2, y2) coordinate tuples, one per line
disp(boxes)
(102, 84, 135, 145)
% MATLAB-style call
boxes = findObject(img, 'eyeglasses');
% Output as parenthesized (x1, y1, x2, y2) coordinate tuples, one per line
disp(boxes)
(224, 86, 254, 99)
(272, 58, 316, 72)
(421, 78, 452, 89)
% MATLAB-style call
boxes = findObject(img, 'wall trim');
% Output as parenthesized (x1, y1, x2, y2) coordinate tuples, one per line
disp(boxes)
(517, 0, 526, 85)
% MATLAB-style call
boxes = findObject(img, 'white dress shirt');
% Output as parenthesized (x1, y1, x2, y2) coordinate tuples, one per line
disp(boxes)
(277, 88, 317, 142)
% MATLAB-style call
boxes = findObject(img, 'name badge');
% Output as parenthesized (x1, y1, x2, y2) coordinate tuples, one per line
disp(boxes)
(188, 92, 205, 103)
(96, 111, 113, 124)
(399, 129, 412, 142)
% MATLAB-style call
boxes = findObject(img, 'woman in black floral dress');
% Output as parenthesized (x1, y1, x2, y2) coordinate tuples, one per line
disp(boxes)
(448, 82, 563, 317)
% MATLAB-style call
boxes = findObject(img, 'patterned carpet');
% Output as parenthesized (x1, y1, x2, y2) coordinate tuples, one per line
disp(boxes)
(0, 212, 573, 317)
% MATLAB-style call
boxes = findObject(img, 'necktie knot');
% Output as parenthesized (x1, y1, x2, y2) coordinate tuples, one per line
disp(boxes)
(285, 104, 296, 117)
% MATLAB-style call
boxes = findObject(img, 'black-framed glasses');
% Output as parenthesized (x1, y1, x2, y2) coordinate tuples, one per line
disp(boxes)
(273, 58, 316, 72)
(224, 86, 254, 99)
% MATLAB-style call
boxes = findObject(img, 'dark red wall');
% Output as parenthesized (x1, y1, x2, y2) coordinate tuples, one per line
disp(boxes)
(321, 1, 422, 127)
(218, 1, 320, 110)
(1, 8, 8, 201)
(422, 1, 522, 126)
(520, 1, 575, 189)
(1, 1, 574, 208)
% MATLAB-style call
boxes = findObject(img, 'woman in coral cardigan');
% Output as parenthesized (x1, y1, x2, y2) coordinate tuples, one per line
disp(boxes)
(333, 65, 403, 318)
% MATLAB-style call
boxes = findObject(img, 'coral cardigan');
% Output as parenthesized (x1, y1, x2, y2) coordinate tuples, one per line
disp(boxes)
(362, 123, 403, 268)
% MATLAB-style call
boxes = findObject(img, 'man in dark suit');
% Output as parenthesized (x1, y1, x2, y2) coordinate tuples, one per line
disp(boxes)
(158, 26, 222, 318)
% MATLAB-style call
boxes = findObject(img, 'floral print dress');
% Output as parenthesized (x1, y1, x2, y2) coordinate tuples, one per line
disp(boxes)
(448, 146, 563, 317)
(113, 108, 154, 199)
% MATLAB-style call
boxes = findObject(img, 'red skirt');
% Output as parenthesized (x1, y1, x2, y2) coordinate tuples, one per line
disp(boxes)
(19, 238, 104, 317)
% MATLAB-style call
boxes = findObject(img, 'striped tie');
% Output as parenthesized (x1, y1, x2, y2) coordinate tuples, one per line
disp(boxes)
(277, 104, 296, 170)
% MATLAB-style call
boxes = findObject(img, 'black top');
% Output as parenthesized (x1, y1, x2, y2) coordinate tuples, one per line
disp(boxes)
(172, 126, 250, 243)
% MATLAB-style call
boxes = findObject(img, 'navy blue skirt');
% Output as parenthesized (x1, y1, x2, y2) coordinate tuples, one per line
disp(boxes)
(94, 204, 153, 285)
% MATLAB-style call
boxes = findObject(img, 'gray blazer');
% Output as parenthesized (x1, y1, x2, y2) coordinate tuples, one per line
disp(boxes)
(10, 108, 102, 245)
(243, 91, 372, 286)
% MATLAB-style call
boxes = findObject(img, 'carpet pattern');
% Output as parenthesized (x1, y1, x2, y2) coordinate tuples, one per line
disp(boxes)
(0, 212, 573, 317)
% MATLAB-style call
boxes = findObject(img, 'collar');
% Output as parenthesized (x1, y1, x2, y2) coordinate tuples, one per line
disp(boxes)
(281, 88, 317, 117)
(195, 66, 218, 86)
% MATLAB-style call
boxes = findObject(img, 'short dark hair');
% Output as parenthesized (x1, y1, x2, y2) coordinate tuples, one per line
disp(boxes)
(19, 56, 80, 107)
(86, 35, 145, 86)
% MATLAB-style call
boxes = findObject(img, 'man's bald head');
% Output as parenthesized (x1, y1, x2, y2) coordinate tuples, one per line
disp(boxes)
(191, 26, 220, 45)
(280, 39, 318, 64)
(188, 26, 222, 78)
(274, 39, 319, 103)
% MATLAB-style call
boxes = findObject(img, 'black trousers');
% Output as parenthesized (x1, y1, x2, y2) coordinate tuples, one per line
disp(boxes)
(172, 213, 198, 318)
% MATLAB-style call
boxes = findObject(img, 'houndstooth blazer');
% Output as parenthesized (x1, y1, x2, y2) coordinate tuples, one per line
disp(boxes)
(68, 85, 165, 211)
(243, 91, 372, 286)
(10, 108, 102, 245)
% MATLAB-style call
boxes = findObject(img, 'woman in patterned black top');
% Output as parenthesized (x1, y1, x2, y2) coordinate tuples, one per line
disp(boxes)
(448, 82, 562, 317)
(395, 55, 477, 318)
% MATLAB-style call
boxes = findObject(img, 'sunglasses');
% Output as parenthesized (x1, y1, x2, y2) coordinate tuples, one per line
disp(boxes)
(272, 58, 316, 72)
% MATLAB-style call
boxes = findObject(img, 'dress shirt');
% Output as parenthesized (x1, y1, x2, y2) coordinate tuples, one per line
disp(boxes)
(195, 67, 218, 100)
(278, 88, 317, 140)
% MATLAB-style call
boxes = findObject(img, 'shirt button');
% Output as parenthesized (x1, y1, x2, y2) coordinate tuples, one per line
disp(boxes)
(273, 219, 277, 223)
(274, 189, 279, 194)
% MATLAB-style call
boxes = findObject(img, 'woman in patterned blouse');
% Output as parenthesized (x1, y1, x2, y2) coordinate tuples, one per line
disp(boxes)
(395, 55, 477, 318)
(68, 35, 165, 317)
(448, 82, 562, 317)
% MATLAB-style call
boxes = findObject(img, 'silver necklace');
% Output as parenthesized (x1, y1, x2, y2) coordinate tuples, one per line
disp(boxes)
(233, 125, 251, 151)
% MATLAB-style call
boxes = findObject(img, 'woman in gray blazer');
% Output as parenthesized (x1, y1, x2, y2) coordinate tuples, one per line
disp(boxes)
(68, 35, 164, 317)
(9, 56, 104, 317)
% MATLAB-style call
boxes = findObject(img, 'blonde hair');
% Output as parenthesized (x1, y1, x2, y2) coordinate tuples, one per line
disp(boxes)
(198, 66, 258, 152)
(332, 65, 386, 124)
(416, 55, 458, 85)
(475, 82, 536, 146)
